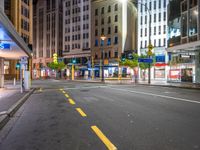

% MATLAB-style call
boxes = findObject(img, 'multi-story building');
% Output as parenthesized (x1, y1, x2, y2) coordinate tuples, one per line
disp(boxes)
(137, 0, 169, 81)
(63, 0, 91, 77)
(91, 0, 137, 78)
(3, 0, 33, 80)
(32, 0, 63, 78)
(167, 0, 200, 83)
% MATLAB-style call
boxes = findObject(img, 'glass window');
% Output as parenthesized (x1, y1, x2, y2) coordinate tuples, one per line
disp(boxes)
(114, 37, 118, 44)
(108, 5, 111, 12)
(95, 9, 98, 15)
(115, 15, 118, 22)
(95, 39, 98, 46)
(115, 4, 118, 11)
(189, 8, 198, 36)
(154, 1, 156, 10)
(101, 7, 104, 14)
(181, 13, 188, 37)
(107, 38, 111, 45)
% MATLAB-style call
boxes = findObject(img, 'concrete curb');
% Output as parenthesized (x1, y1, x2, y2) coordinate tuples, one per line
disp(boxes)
(0, 88, 35, 130)
(137, 83, 200, 90)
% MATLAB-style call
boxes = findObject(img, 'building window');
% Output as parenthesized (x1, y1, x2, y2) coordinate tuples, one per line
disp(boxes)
(149, 2, 152, 10)
(159, 39, 161, 46)
(164, 12, 166, 21)
(115, 26, 118, 33)
(114, 36, 118, 44)
(95, 9, 98, 16)
(108, 16, 111, 23)
(163, 25, 166, 34)
(107, 38, 111, 45)
(154, 14, 156, 22)
(163, 0, 166, 8)
(140, 16, 143, 25)
(140, 41, 143, 48)
(140, 29, 143, 37)
(101, 18, 104, 24)
(163, 38, 166, 46)
(115, 4, 118, 11)
(114, 51, 118, 58)
(95, 29, 98, 36)
(154, 26, 156, 35)
(181, 13, 188, 37)
(95, 19, 98, 26)
(145, 28, 147, 36)
(154, 39, 156, 47)
(108, 5, 111, 12)
(158, 0, 161, 9)
(154, 1, 156, 10)
(108, 27, 111, 34)
(159, 26, 161, 35)
(145, 15, 147, 24)
(159, 13, 161, 22)
(115, 15, 118, 22)
(95, 39, 98, 46)
(101, 7, 104, 14)
(101, 28, 104, 35)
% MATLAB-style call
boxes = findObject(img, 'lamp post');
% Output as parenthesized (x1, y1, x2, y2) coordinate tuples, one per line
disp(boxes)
(100, 34, 106, 82)
(119, 0, 152, 84)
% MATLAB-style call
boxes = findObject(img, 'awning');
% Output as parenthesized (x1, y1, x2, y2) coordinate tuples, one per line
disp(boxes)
(0, 7, 32, 59)
(167, 41, 200, 52)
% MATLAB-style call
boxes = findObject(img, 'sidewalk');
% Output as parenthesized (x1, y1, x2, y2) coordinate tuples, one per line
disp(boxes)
(0, 82, 35, 129)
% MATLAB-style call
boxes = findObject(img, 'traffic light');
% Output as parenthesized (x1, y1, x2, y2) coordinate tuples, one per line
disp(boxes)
(72, 58, 76, 64)
(16, 63, 20, 70)
(121, 53, 126, 62)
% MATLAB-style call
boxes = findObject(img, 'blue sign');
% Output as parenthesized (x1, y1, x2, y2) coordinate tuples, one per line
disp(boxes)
(0, 43, 10, 49)
(138, 58, 153, 63)
(156, 56, 165, 62)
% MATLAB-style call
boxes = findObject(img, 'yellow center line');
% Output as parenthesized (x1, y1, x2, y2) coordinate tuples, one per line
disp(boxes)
(76, 108, 87, 117)
(59, 88, 63, 91)
(65, 94, 69, 98)
(91, 126, 117, 150)
(62, 91, 66, 94)
(69, 98, 76, 105)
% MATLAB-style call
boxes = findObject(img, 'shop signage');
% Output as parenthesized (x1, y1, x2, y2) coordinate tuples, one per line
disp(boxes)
(0, 43, 10, 49)
(138, 58, 153, 63)
(20, 56, 28, 64)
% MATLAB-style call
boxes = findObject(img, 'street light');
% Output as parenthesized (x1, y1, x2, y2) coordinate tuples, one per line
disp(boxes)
(100, 34, 106, 82)
(119, 0, 152, 84)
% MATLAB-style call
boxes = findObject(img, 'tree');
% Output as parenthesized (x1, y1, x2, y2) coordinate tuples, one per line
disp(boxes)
(119, 52, 139, 82)
(48, 62, 66, 78)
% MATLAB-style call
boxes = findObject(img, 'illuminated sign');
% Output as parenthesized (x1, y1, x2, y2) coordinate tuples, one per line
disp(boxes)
(53, 53, 58, 64)
(0, 43, 10, 49)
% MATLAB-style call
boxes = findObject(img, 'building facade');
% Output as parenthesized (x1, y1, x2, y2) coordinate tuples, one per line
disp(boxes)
(137, 0, 169, 80)
(3, 0, 33, 80)
(32, 0, 63, 78)
(63, 0, 91, 75)
(167, 0, 200, 83)
(91, 0, 137, 78)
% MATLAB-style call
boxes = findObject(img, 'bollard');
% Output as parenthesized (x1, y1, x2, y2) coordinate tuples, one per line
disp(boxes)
(13, 78, 16, 86)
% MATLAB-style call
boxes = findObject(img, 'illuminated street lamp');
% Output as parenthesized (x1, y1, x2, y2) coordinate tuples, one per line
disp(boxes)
(119, 0, 152, 84)
(100, 34, 106, 82)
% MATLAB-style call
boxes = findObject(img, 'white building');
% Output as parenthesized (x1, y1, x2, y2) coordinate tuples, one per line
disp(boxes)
(63, 0, 91, 71)
(137, 0, 169, 80)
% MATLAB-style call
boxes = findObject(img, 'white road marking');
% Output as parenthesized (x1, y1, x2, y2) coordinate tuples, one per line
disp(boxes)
(107, 87, 200, 104)
(63, 86, 107, 90)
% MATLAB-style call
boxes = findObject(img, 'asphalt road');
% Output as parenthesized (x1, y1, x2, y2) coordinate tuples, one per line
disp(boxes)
(0, 80, 200, 150)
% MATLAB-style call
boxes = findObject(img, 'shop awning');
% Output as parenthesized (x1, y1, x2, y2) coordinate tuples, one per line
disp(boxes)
(0, 7, 32, 59)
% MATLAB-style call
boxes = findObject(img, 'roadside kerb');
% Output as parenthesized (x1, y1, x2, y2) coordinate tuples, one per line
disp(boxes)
(0, 88, 35, 130)
(137, 83, 200, 90)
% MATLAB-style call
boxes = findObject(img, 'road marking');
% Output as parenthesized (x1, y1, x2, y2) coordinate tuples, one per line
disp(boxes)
(91, 126, 117, 150)
(62, 91, 66, 94)
(59, 88, 63, 91)
(76, 108, 87, 117)
(65, 94, 69, 98)
(69, 98, 76, 105)
(63, 86, 107, 90)
(107, 87, 200, 104)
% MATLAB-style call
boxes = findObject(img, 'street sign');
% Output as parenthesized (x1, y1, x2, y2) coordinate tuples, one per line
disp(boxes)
(147, 44, 154, 51)
(138, 58, 153, 63)
(147, 50, 153, 56)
